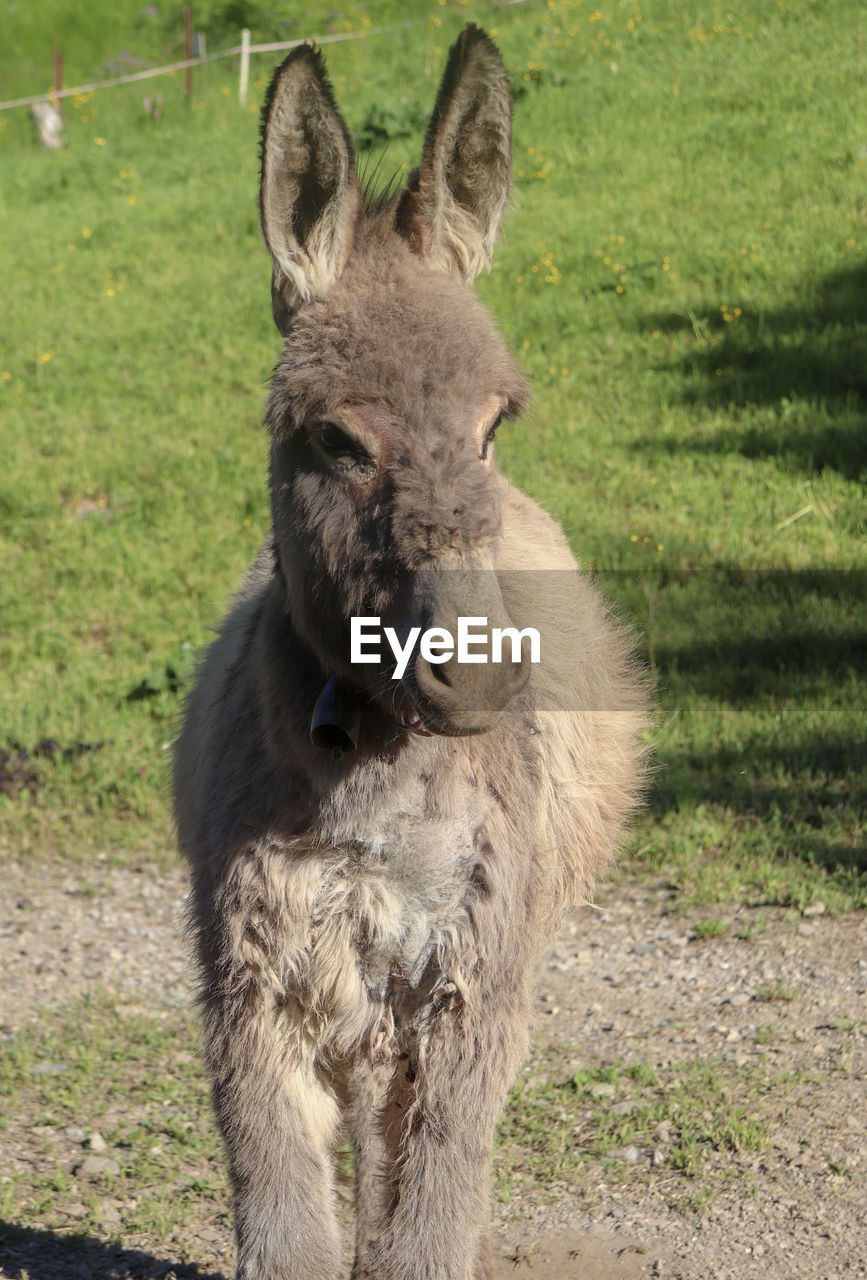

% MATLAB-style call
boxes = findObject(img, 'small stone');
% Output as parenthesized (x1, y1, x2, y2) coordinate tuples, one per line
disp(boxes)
(610, 1100, 638, 1116)
(87, 1131, 107, 1152)
(30, 1062, 67, 1076)
(802, 901, 826, 917)
(618, 1144, 642, 1164)
(651, 1147, 667, 1167)
(589, 1082, 616, 1098)
(76, 1155, 120, 1177)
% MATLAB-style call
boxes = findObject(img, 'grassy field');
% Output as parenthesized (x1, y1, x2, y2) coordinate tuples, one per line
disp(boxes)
(0, 0, 864, 910)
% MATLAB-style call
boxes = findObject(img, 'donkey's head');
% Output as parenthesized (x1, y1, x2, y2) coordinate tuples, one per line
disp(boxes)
(261, 26, 532, 742)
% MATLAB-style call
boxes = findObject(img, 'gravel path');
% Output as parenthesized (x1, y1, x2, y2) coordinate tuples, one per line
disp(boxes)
(1, 858, 864, 1280)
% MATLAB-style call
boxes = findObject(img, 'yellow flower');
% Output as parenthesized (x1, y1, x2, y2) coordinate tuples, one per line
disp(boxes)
(38, 351, 54, 364)
(81, 227, 92, 239)
(95, 137, 106, 146)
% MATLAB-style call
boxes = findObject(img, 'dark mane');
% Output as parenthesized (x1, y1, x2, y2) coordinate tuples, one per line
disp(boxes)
(357, 156, 410, 222)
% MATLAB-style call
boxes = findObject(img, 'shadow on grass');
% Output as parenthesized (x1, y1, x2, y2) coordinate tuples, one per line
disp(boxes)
(638, 263, 867, 481)
(605, 570, 866, 883)
(607, 569, 866, 701)
(0, 1219, 226, 1280)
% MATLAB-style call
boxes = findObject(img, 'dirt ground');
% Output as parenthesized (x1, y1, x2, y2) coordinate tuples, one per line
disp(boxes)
(1, 859, 864, 1280)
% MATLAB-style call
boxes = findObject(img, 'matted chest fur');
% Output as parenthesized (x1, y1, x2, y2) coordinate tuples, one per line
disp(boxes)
(220, 748, 500, 1067)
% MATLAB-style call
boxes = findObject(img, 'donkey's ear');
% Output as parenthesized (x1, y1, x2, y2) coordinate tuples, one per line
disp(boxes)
(396, 25, 511, 283)
(260, 46, 359, 332)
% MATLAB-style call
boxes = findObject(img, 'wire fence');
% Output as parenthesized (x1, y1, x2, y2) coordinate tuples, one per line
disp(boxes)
(0, 2, 527, 115)
(0, 24, 401, 113)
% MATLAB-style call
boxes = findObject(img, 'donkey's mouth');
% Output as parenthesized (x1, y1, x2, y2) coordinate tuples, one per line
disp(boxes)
(378, 677, 490, 739)
(397, 675, 507, 739)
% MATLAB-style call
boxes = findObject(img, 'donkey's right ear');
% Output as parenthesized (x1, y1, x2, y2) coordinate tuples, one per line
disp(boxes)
(259, 46, 359, 333)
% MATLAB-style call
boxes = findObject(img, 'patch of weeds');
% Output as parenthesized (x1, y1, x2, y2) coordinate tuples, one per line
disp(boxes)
(691, 919, 727, 940)
(0, 739, 106, 798)
(511, 67, 567, 99)
(495, 1050, 776, 1212)
(127, 643, 200, 700)
(736, 914, 769, 941)
(0, 991, 227, 1245)
(355, 99, 425, 150)
(831, 1046, 856, 1073)
(754, 982, 799, 1003)
(828, 1015, 865, 1032)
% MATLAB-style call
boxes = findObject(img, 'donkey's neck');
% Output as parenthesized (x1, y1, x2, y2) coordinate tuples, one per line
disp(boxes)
(256, 569, 413, 784)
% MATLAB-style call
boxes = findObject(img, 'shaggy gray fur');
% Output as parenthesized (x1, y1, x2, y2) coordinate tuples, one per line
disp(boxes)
(174, 25, 649, 1280)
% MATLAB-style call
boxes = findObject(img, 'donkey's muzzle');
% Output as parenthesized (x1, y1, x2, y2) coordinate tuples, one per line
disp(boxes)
(401, 565, 533, 736)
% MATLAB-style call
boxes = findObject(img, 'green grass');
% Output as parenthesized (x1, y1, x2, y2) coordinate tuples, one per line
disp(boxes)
(0, 0, 864, 909)
(690, 918, 728, 940)
(0, 994, 225, 1256)
(494, 1048, 782, 1213)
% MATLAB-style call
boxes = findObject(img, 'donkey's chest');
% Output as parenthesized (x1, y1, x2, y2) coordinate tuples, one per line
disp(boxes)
(270, 805, 487, 1058)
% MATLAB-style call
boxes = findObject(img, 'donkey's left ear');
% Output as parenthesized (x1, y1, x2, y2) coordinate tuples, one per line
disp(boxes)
(396, 25, 511, 284)
(260, 45, 359, 333)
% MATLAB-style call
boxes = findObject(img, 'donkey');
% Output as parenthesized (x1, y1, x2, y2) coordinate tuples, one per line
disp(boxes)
(174, 25, 648, 1280)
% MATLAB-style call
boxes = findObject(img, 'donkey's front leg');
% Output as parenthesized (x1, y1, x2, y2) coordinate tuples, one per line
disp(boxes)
(202, 989, 343, 1280)
(367, 990, 528, 1280)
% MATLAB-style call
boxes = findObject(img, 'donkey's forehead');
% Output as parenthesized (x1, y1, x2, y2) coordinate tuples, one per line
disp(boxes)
(268, 233, 529, 431)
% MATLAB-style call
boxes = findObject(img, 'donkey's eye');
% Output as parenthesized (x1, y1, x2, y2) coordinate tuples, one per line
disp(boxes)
(311, 422, 375, 475)
(480, 414, 503, 461)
